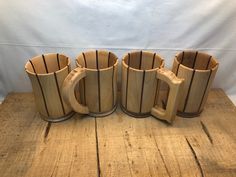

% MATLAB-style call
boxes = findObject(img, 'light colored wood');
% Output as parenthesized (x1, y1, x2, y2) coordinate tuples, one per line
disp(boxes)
(100, 67, 114, 112)
(130, 51, 141, 69)
(62, 67, 90, 114)
(0, 89, 236, 177)
(83, 50, 97, 69)
(185, 70, 210, 112)
(63, 50, 118, 117)
(43, 53, 59, 73)
(141, 70, 157, 112)
(25, 53, 73, 122)
(98, 50, 109, 69)
(126, 68, 143, 113)
(0, 93, 98, 177)
(176, 64, 195, 111)
(121, 51, 182, 122)
(172, 51, 219, 117)
(85, 70, 100, 113)
(151, 68, 184, 123)
(96, 89, 236, 177)
(121, 62, 128, 107)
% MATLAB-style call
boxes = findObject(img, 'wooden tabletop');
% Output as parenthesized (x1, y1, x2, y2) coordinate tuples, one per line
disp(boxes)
(0, 89, 236, 177)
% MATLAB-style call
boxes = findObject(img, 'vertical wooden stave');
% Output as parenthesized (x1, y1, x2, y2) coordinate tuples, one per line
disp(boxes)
(126, 68, 143, 113)
(84, 51, 97, 69)
(99, 68, 113, 113)
(37, 73, 64, 118)
(121, 62, 128, 108)
(85, 70, 100, 113)
(176, 64, 194, 112)
(27, 73, 48, 117)
(141, 70, 157, 113)
(141, 51, 154, 70)
(98, 50, 109, 69)
(184, 70, 211, 113)
(113, 63, 118, 107)
(30, 56, 47, 74)
(198, 65, 218, 112)
(130, 51, 141, 69)
(194, 52, 211, 70)
(43, 53, 58, 73)
(181, 51, 196, 68)
(55, 66, 73, 115)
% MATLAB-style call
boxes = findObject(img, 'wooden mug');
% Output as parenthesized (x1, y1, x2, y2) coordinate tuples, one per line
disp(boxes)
(172, 50, 219, 117)
(121, 51, 184, 123)
(25, 53, 75, 122)
(62, 50, 118, 117)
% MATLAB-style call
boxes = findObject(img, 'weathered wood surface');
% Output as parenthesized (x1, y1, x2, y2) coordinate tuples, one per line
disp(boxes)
(0, 89, 236, 177)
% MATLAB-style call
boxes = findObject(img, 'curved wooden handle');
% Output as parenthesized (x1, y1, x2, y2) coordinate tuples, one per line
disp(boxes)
(151, 68, 184, 123)
(62, 68, 89, 114)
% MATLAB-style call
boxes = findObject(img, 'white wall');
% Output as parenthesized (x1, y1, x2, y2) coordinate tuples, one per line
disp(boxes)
(1, 0, 236, 104)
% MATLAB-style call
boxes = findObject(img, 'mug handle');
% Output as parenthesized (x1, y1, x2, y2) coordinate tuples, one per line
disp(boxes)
(62, 67, 89, 114)
(151, 68, 184, 123)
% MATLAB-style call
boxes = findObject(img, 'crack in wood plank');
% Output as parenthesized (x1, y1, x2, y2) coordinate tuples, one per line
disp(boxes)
(200, 121, 213, 144)
(95, 118, 101, 177)
(185, 138, 204, 177)
(152, 135, 171, 177)
(50, 152, 62, 177)
(44, 122, 51, 140)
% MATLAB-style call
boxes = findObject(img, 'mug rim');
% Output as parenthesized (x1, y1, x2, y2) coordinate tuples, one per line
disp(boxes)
(25, 53, 71, 76)
(75, 50, 118, 72)
(122, 50, 165, 72)
(175, 51, 219, 72)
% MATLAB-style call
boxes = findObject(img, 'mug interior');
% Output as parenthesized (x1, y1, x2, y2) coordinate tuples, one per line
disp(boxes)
(123, 51, 164, 70)
(25, 53, 69, 74)
(176, 51, 218, 70)
(76, 50, 117, 70)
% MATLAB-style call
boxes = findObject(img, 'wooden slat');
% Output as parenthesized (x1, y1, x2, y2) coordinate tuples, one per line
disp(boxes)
(0, 93, 98, 177)
(140, 51, 154, 70)
(126, 69, 143, 113)
(141, 70, 157, 113)
(99, 68, 113, 112)
(84, 51, 97, 69)
(31, 56, 47, 74)
(194, 52, 211, 70)
(98, 50, 109, 69)
(130, 52, 141, 69)
(121, 63, 128, 107)
(43, 53, 59, 73)
(38, 74, 64, 117)
(0, 89, 236, 177)
(85, 70, 99, 113)
(185, 70, 211, 113)
(55, 67, 72, 115)
(176, 64, 194, 111)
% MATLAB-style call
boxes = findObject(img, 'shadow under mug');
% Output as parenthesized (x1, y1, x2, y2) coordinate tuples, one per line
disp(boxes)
(25, 53, 75, 122)
(62, 50, 118, 117)
(172, 50, 219, 117)
(121, 51, 184, 123)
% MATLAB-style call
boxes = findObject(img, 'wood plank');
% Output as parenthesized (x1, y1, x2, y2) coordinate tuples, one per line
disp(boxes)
(97, 89, 236, 177)
(0, 89, 236, 177)
(0, 93, 97, 177)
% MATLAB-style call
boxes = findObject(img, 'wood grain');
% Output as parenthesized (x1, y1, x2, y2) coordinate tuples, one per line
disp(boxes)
(72, 50, 118, 116)
(25, 54, 73, 122)
(0, 89, 235, 177)
(173, 51, 219, 117)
